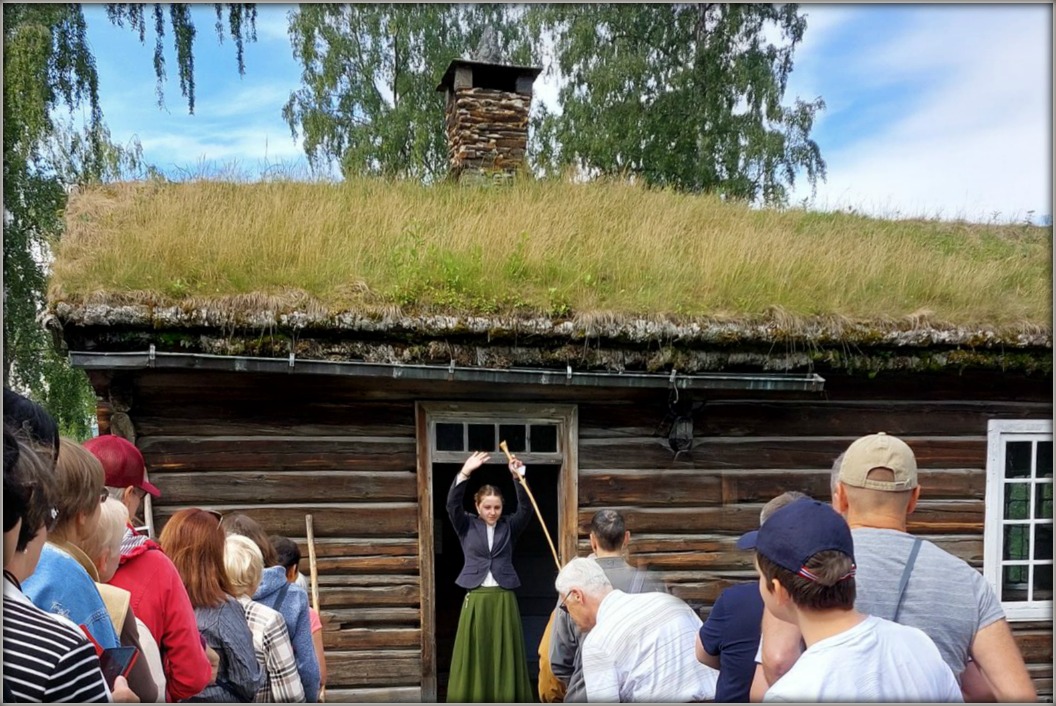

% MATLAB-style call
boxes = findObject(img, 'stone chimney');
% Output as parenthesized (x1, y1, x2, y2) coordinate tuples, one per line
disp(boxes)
(436, 57, 542, 182)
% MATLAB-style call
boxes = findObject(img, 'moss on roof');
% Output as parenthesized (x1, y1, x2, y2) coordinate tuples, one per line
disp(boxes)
(49, 178, 1052, 342)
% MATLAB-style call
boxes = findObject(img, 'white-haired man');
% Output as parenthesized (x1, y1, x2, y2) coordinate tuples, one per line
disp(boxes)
(555, 557, 718, 703)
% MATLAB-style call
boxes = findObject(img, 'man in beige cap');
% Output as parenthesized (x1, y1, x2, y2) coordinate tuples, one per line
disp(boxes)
(753, 433, 1035, 703)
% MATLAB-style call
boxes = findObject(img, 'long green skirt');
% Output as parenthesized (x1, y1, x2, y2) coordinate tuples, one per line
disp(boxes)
(447, 586, 534, 703)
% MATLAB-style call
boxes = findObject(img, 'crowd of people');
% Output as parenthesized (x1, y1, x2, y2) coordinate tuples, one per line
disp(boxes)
(536, 432, 1037, 703)
(3, 388, 326, 703)
(4, 382, 1040, 703)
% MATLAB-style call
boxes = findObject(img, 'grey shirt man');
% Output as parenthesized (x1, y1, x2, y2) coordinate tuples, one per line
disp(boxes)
(853, 527, 1004, 680)
(550, 557, 665, 702)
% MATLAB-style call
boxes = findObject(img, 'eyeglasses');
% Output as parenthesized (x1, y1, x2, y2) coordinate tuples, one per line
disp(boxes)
(558, 593, 570, 614)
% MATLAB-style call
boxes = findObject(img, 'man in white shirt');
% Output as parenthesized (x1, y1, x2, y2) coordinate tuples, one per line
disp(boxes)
(554, 557, 718, 703)
(740, 496, 962, 702)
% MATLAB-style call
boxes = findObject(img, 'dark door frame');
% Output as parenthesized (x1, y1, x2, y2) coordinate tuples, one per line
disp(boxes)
(415, 402, 579, 702)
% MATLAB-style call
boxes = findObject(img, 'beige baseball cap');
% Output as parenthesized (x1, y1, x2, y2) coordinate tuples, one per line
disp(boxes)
(838, 432, 918, 491)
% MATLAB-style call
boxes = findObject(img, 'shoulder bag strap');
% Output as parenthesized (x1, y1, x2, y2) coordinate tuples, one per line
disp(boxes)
(891, 537, 924, 623)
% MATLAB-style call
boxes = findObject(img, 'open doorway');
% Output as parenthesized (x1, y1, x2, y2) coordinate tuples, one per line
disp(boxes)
(432, 461, 561, 702)
(416, 403, 578, 703)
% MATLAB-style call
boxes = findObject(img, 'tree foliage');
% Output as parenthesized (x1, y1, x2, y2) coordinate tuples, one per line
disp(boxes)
(283, 4, 531, 180)
(531, 4, 825, 204)
(2, 3, 255, 436)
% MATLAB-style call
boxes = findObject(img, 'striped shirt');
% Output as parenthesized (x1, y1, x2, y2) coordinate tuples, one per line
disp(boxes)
(581, 589, 719, 703)
(3, 577, 110, 703)
(236, 595, 305, 703)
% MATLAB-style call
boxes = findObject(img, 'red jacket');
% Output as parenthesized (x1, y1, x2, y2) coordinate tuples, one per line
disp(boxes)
(109, 527, 212, 701)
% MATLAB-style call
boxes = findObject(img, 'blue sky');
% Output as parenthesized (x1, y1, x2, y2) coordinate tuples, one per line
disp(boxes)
(80, 3, 1052, 224)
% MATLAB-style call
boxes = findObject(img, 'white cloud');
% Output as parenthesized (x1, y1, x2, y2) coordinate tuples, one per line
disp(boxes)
(792, 5, 1051, 223)
(253, 6, 295, 44)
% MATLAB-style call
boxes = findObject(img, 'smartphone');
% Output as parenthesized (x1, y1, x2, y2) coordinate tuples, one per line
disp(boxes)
(99, 646, 139, 690)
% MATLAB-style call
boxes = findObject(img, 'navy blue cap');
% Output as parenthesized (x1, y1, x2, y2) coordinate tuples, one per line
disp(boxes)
(737, 498, 855, 580)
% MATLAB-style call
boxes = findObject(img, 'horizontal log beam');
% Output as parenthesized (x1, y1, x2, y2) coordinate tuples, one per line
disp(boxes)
(140, 437, 416, 473)
(153, 504, 418, 538)
(154, 470, 416, 504)
(326, 650, 421, 687)
(323, 686, 422, 703)
(579, 468, 985, 506)
(323, 628, 421, 651)
(578, 500, 983, 536)
(578, 437, 987, 470)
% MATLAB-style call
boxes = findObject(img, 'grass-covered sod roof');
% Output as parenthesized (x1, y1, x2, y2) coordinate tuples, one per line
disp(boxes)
(50, 178, 1052, 340)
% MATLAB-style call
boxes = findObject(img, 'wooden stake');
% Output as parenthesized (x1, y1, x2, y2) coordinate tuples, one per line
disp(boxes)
(305, 514, 320, 613)
(305, 514, 325, 702)
(500, 441, 561, 573)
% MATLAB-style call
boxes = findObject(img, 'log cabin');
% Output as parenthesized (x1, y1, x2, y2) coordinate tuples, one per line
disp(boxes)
(46, 57, 1052, 702)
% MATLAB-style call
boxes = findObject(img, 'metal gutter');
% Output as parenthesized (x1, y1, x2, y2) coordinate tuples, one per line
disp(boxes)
(69, 349, 825, 392)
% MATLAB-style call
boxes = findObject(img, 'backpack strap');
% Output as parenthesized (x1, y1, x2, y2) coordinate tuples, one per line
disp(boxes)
(273, 581, 291, 612)
(892, 537, 924, 623)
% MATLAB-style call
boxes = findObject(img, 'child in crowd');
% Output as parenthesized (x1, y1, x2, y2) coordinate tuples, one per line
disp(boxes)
(272, 535, 328, 693)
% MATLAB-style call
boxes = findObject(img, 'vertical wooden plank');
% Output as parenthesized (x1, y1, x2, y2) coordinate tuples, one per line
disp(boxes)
(414, 403, 436, 703)
(560, 406, 579, 565)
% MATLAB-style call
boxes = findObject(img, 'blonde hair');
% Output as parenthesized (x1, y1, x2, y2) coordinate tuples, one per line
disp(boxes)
(224, 533, 264, 598)
(83, 498, 129, 565)
(50, 438, 105, 542)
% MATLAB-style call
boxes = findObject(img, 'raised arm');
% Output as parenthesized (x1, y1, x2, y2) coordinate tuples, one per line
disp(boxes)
(447, 452, 490, 535)
(509, 474, 533, 538)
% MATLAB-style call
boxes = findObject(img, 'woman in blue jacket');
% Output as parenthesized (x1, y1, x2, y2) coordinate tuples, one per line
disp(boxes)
(446, 451, 534, 702)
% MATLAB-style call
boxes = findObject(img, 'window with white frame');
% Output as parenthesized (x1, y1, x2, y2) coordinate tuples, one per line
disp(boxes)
(983, 419, 1053, 621)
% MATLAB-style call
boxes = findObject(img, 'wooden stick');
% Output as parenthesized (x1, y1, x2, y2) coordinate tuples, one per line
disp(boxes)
(500, 441, 561, 572)
(305, 514, 324, 702)
(305, 515, 321, 614)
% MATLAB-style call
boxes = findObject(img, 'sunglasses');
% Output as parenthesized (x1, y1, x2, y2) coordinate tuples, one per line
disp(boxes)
(558, 592, 571, 614)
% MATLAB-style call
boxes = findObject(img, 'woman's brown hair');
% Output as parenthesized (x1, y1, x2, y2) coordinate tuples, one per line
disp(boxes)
(159, 508, 233, 608)
(220, 512, 279, 567)
(50, 438, 105, 541)
(473, 484, 504, 506)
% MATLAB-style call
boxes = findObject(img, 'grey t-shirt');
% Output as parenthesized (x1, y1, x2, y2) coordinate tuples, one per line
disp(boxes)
(852, 527, 1005, 680)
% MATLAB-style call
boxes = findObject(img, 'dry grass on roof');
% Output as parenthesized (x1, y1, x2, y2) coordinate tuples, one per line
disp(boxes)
(49, 178, 1053, 332)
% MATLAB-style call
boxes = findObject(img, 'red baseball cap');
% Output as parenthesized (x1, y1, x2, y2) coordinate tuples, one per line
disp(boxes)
(83, 435, 160, 498)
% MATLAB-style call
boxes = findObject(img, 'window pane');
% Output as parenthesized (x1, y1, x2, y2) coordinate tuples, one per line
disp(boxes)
(1004, 482, 1030, 520)
(499, 424, 526, 453)
(530, 424, 558, 453)
(1002, 565, 1030, 601)
(1003, 524, 1030, 560)
(467, 424, 495, 452)
(436, 423, 464, 451)
(1033, 563, 1053, 601)
(1034, 524, 1053, 561)
(1036, 482, 1053, 520)
(1005, 441, 1032, 478)
(1038, 441, 1053, 479)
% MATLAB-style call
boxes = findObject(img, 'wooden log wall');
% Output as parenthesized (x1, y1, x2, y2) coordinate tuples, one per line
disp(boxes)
(110, 367, 1052, 702)
(575, 372, 1053, 701)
